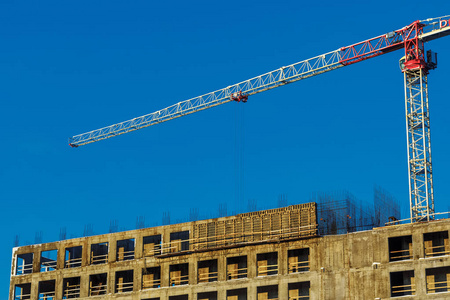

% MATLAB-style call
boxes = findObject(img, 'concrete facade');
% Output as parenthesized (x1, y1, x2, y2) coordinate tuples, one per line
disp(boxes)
(9, 203, 450, 300)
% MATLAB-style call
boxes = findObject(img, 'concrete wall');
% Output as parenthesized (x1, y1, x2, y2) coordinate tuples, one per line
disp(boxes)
(9, 215, 450, 300)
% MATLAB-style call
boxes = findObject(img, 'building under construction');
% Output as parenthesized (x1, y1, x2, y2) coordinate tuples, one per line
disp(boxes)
(9, 200, 450, 300)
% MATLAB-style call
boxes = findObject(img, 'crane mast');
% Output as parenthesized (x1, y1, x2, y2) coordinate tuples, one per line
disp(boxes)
(69, 16, 450, 223)
(400, 20, 438, 221)
(404, 65, 434, 222)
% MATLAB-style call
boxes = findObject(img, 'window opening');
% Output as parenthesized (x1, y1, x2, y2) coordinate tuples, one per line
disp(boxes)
(288, 282, 310, 300)
(426, 266, 450, 293)
(388, 235, 412, 262)
(15, 253, 33, 275)
(170, 263, 189, 286)
(288, 248, 310, 273)
(63, 277, 80, 299)
(227, 288, 247, 300)
(40, 250, 57, 272)
(390, 270, 415, 297)
(169, 231, 190, 253)
(89, 273, 107, 296)
(257, 252, 278, 276)
(14, 283, 31, 300)
(38, 280, 55, 300)
(198, 259, 218, 283)
(116, 238, 135, 261)
(227, 256, 247, 280)
(424, 231, 449, 257)
(257, 285, 278, 300)
(65, 246, 82, 268)
(143, 234, 162, 257)
(90, 242, 108, 264)
(115, 270, 134, 293)
(142, 267, 161, 289)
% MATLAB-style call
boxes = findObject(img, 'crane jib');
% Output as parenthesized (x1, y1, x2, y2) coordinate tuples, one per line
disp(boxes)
(68, 16, 450, 148)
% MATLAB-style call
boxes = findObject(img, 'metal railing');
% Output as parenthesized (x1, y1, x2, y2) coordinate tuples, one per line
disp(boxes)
(142, 278, 161, 289)
(391, 283, 416, 296)
(14, 294, 31, 300)
(65, 258, 82, 268)
(385, 211, 450, 225)
(257, 264, 278, 276)
(198, 271, 218, 282)
(63, 285, 80, 298)
(143, 246, 161, 257)
(91, 254, 108, 264)
(170, 274, 189, 286)
(288, 261, 310, 273)
(89, 285, 107, 296)
(427, 280, 450, 293)
(116, 250, 135, 261)
(227, 267, 248, 280)
(289, 296, 309, 300)
(40, 260, 57, 272)
(116, 281, 133, 293)
(425, 244, 450, 257)
(389, 249, 412, 261)
(38, 291, 55, 300)
(16, 263, 33, 275)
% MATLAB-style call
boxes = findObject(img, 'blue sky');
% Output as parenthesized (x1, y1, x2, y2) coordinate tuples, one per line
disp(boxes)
(1, 0, 450, 295)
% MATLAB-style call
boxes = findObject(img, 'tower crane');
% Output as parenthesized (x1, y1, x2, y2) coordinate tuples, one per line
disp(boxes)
(69, 16, 450, 223)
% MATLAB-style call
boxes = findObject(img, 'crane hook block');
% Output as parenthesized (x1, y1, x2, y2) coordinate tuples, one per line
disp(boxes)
(231, 91, 248, 103)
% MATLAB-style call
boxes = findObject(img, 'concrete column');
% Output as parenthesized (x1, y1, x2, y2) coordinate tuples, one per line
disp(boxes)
(55, 272, 63, 299)
(161, 261, 169, 287)
(162, 227, 171, 243)
(217, 287, 226, 300)
(413, 229, 424, 259)
(108, 269, 115, 295)
(218, 254, 226, 281)
(247, 285, 256, 300)
(31, 278, 39, 300)
(278, 245, 287, 275)
(414, 265, 426, 297)
(134, 265, 142, 292)
(109, 237, 117, 263)
(57, 243, 65, 270)
(189, 257, 197, 285)
(82, 239, 89, 267)
(278, 280, 288, 299)
(135, 233, 143, 259)
(33, 249, 40, 273)
(80, 271, 89, 298)
(248, 251, 256, 279)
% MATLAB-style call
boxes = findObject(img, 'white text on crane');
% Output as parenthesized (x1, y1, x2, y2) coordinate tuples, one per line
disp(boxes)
(441, 19, 450, 29)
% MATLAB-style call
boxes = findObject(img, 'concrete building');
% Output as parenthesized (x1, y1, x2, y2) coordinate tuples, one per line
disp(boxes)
(9, 202, 450, 300)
